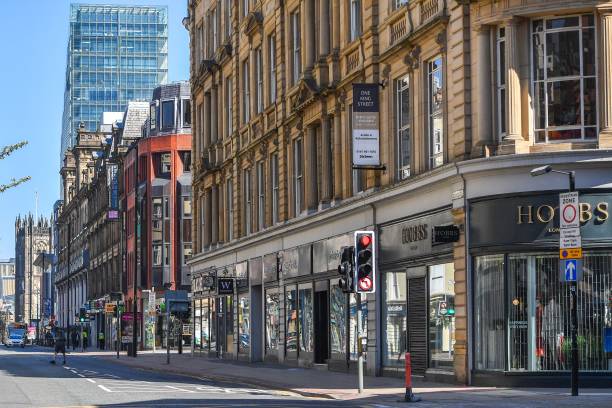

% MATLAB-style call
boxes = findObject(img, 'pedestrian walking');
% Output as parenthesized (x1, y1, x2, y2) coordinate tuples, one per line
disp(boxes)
(71, 329, 79, 351)
(51, 329, 67, 365)
(82, 329, 88, 350)
(98, 331, 105, 350)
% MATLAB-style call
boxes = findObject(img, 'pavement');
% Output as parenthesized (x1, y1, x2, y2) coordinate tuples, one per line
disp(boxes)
(2, 345, 612, 407)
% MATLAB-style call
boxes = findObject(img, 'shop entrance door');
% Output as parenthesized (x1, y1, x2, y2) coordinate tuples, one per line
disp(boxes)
(314, 290, 330, 364)
(216, 297, 226, 356)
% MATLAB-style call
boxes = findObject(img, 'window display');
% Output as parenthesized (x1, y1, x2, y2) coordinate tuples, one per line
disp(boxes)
(428, 263, 455, 369)
(238, 294, 250, 353)
(299, 285, 313, 353)
(286, 287, 298, 352)
(382, 271, 406, 367)
(265, 290, 281, 352)
(330, 283, 346, 357)
(349, 293, 367, 360)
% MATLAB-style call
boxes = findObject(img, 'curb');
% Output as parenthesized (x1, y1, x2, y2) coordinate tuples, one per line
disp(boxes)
(96, 355, 337, 400)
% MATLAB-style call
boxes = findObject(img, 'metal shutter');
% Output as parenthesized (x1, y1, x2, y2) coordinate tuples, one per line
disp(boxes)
(407, 276, 427, 375)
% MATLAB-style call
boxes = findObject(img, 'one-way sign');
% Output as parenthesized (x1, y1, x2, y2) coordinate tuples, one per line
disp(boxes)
(560, 258, 583, 282)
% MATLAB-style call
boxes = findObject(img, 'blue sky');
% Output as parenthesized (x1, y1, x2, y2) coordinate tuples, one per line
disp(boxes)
(0, 0, 190, 259)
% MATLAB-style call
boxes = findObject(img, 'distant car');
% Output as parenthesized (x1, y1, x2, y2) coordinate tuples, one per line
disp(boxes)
(5, 329, 26, 348)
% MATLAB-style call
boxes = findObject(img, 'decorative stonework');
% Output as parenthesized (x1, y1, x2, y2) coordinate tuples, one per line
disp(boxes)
(403, 45, 421, 70)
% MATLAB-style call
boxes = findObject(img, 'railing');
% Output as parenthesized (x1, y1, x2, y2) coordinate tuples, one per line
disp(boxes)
(420, 0, 441, 25)
(346, 48, 360, 75)
(390, 17, 407, 45)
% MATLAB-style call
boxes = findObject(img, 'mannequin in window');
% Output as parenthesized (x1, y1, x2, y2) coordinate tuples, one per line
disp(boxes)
(542, 295, 563, 370)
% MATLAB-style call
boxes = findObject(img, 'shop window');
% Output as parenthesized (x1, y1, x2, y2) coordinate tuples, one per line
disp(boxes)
(330, 283, 347, 358)
(286, 287, 298, 352)
(428, 56, 444, 169)
(238, 294, 250, 354)
(395, 76, 410, 180)
(201, 299, 210, 350)
(265, 289, 281, 352)
(382, 271, 406, 367)
(210, 297, 217, 351)
(532, 14, 597, 142)
(507, 253, 612, 372)
(195, 299, 202, 348)
(474, 255, 505, 370)
(299, 284, 314, 353)
(428, 263, 455, 370)
(349, 293, 367, 361)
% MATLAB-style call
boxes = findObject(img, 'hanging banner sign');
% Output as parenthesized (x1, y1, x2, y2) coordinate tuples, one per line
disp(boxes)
(352, 84, 380, 167)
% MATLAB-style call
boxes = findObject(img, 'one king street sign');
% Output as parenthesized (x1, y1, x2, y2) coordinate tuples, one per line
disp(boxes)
(560, 258, 583, 282)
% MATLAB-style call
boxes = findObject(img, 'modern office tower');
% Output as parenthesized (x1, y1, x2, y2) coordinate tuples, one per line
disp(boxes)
(60, 4, 168, 165)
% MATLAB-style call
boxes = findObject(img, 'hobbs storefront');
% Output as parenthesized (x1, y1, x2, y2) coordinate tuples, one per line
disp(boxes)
(470, 192, 612, 386)
(378, 209, 458, 379)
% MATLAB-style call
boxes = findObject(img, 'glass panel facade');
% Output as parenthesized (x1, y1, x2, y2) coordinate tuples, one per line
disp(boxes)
(286, 287, 298, 353)
(474, 255, 505, 370)
(349, 293, 367, 360)
(61, 5, 168, 162)
(330, 283, 347, 357)
(382, 271, 407, 367)
(428, 263, 455, 369)
(265, 289, 281, 352)
(476, 252, 612, 372)
(299, 285, 314, 353)
(238, 294, 250, 354)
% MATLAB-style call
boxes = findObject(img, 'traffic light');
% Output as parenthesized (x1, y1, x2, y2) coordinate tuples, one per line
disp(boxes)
(354, 231, 376, 293)
(79, 307, 86, 323)
(337, 246, 355, 293)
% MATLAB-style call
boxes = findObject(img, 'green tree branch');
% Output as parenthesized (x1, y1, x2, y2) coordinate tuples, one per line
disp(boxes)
(1, 141, 31, 193)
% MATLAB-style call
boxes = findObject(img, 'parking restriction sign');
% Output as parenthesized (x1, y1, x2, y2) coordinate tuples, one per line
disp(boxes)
(559, 192, 579, 229)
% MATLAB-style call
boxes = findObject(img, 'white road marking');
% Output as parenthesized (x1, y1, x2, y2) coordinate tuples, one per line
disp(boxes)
(166, 385, 196, 393)
(98, 384, 112, 393)
(86, 379, 96, 384)
(77, 374, 85, 378)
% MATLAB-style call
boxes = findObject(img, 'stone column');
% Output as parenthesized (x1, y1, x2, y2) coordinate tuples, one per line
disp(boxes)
(319, 0, 330, 57)
(331, 0, 340, 51)
(203, 190, 212, 248)
(332, 112, 343, 201)
(211, 185, 219, 245)
(211, 87, 218, 145)
(504, 19, 522, 141)
(204, 93, 211, 149)
(599, 8, 612, 147)
(473, 25, 492, 156)
(320, 116, 332, 203)
(218, 181, 225, 243)
(305, 125, 318, 210)
(305, 0, 316, 69)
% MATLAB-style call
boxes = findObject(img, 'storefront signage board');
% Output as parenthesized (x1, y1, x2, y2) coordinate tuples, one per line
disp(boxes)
(313, 233, 353, 273)
(470, 193, 612, 248)
(217, 278, 234, 295)
(379, 210, 453, 264)
(433, 225, 460, 244)
(352, 83, 380, 167)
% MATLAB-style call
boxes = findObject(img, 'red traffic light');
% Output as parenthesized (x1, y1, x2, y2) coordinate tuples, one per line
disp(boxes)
(359, 234, 372, 247)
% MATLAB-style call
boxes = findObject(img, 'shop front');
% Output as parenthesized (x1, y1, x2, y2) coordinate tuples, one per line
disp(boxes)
(378, 209, 457, 380)
(470, 192, 612, 386)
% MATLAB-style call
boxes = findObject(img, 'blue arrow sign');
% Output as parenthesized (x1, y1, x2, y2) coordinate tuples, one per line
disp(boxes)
(565, 259, 577, 281)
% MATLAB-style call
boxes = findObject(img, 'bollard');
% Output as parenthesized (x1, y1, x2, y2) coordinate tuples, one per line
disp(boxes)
(404, 352, 421, 403)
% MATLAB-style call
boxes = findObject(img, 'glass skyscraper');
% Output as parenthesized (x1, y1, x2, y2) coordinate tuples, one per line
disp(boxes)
(60, 4, 168, 162)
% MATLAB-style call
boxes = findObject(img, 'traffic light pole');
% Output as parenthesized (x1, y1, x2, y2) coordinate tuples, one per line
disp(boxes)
(356, 292, 364, 394)
(116, 309, 120, 359)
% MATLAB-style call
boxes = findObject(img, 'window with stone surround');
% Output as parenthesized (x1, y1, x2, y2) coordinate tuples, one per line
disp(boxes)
(291, 10, 301, 85)
(244, 169, 252, 235)
(242, 59, 250, 124)
(532, 14, 597, 143)
(497, 27, 506, 139)
(255, 47, 263, 114)
(395, 75, 410, 180)
(428, 56, 443, 168)
(268, 34, 277, 104)
(293, 138, 303, 216)
(349, 0, 362, 42)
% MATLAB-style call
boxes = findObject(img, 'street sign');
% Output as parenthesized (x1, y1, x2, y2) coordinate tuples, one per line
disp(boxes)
(438, 301, 448, 316)
(559, 192, 580, 229)
(560, 259, 583, 282)
(105, 304, 116, 314)
(560, 248, 582, 259)
(560, 227, 582, 249)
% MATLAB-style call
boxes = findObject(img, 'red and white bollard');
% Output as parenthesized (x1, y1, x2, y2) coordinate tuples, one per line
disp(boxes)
(404, 352, 421, 402)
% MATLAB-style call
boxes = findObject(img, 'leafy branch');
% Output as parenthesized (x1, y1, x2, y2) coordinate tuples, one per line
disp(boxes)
(0, 141, 31, 193)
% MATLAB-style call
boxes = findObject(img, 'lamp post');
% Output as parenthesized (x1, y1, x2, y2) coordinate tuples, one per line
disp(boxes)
(531, 165, 578, 396)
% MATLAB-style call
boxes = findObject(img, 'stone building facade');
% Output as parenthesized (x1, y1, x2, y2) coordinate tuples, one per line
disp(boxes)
(14, 215, 51, 325)
(187, 0, 612, 386)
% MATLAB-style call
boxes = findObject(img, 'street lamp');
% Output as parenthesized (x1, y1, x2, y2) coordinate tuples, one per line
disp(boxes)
(530, 165, 578, 396)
